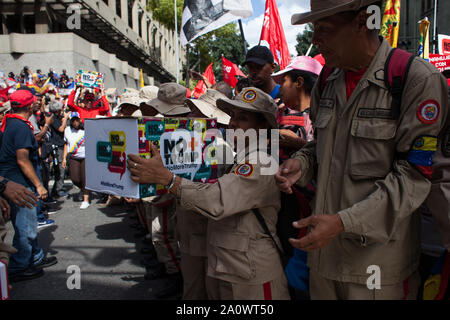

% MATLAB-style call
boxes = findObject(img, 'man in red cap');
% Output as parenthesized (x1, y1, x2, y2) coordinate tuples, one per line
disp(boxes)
(0, 89, 57, 282)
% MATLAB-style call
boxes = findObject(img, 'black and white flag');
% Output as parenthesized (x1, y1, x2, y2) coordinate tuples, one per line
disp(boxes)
(180, 0, 253, 45)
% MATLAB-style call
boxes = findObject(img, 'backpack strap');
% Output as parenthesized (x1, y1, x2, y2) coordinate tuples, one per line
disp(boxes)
(251, 208, 289, 267)
(384, 48, 415, 119)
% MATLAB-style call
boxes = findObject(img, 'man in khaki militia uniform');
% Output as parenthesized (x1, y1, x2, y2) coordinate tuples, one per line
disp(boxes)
(276, 0, 449, 299)
(140, 83, 191, 298)
(127, 87, 290, 300)
(424, 89, 450, 252)
(178, 89, 232, 299)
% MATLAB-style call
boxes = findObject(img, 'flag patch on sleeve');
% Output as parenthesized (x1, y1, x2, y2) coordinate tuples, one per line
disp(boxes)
(408, 136, 437, 178)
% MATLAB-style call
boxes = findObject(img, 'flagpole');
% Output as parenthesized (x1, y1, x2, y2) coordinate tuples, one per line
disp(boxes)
(305, 44, 313, 56)
(433, 0, 437, 54)
(186, 44, 190, 88)
(238, 19, 247, 55)
(175, 0, 179, 84)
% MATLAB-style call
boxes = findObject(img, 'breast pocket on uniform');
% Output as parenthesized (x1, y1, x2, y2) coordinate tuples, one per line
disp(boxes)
(348, 118, 397, 179)
(314, 108, 333, 165)
(210, 232, 255, 280)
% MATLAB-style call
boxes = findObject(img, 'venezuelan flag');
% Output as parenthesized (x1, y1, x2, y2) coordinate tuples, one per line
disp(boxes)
(380, 0, 401, 48)
(418, 18, 430, 60)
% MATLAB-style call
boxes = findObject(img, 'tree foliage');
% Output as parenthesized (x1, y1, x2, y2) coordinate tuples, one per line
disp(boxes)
(147, 0, 183, 30)
(189, 23, 247, 80)
(147, 2, 247, 81)
(295, 23, 319, 57)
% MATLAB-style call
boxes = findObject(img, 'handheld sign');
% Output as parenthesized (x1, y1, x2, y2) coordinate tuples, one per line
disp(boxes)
(85, 117, 218, 198)
(75, 70, 104, 90)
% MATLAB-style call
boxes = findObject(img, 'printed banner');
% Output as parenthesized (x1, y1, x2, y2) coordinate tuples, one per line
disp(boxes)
(429, 54, 450, 72)
(85, 117, 219, 198)
(75, 70, 104, 90)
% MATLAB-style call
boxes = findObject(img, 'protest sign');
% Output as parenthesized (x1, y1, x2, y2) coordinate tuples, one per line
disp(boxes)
(75, 70, 104, 90)
(85, 117, 218, 198)
(429, 54, 450, 72)
(438, 34, 450, 55)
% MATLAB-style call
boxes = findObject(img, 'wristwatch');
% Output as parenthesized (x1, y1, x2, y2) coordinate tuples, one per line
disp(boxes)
(0, 178, 9, 196)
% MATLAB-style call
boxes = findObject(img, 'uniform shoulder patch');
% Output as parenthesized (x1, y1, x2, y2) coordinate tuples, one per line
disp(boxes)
(234, 163, 254, 177)
(242, 89, 257, 103)
(417, 100, 440, 124)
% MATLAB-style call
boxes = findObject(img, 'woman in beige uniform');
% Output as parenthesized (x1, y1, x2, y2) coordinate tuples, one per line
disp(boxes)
(127, 87, 290, 300)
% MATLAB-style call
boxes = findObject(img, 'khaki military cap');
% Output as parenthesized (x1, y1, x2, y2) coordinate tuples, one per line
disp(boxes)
(216, 87, 278, 129)
(185, 89, 230, 125)
(147, 83, 190, 116)
(117, 92, 145, 111)
(0, 100, 11, 113)
(292, 0, 380, 25)
(139, 85, 159, 101)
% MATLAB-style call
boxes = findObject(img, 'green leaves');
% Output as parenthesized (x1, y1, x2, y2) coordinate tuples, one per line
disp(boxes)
(147, 0, 183, 30)
(190, 23, 248, 80)
(295, 23, 319, 57)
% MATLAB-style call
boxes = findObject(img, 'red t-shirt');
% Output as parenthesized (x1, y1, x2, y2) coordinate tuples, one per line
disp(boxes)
(345, 68, 367, 100)
(67, 90, 111, 122)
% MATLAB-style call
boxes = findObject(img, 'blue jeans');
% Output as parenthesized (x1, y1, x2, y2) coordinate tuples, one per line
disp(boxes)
(36, 162, 46, 222)
(8, 199, 44, 273)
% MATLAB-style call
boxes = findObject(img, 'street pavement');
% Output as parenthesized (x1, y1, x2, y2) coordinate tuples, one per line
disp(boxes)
(5, 181, 174, 300)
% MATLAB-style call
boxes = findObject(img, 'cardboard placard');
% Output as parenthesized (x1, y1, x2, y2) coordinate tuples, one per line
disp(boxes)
(438, 34, 450, 55)
(85, 117, 219, 198)
(75, 70, 104, 90)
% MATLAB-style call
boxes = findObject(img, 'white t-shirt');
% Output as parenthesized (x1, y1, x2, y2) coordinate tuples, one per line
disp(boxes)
(64, 127, 85, 159)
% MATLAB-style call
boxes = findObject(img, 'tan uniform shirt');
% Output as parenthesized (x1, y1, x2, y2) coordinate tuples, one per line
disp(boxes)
(0, 214, 16, 265)
(293, 38, 449, 285)
(176, 149, 284, 285)
(177, 136, 235, 257)
(425, 108, 450, 251)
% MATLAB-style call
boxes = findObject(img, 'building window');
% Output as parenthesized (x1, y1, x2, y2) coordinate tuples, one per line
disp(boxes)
(128, 1, 133, 29)
(24, 15, 35, 34)
(6, 15, 21, 33)
(116, 0, 121, 17)
(138, 11, 143, 37)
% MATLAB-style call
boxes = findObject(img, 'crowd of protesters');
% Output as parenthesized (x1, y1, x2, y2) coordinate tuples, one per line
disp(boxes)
(1, 0, 450, 301)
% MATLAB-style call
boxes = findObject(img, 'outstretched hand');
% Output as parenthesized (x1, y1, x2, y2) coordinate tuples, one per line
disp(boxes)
(127, 143, 172, 185)
(274, 159, 303, 194)
(0, 197, 10, 219)
(288, 214, 344, 251)
(3, 180, 38, 208)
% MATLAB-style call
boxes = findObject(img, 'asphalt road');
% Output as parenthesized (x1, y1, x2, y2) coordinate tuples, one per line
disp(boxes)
(5, 182, 172, 300)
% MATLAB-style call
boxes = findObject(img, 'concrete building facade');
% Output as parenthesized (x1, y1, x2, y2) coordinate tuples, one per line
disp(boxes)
(0, 0, 186, 92)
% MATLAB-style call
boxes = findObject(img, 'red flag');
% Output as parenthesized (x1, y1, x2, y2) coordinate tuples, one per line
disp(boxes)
(193, 63, 216, 99)
(0, 86, 12, 103)
(259, 0, 290, 69)
(222, 56, 246, 88)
